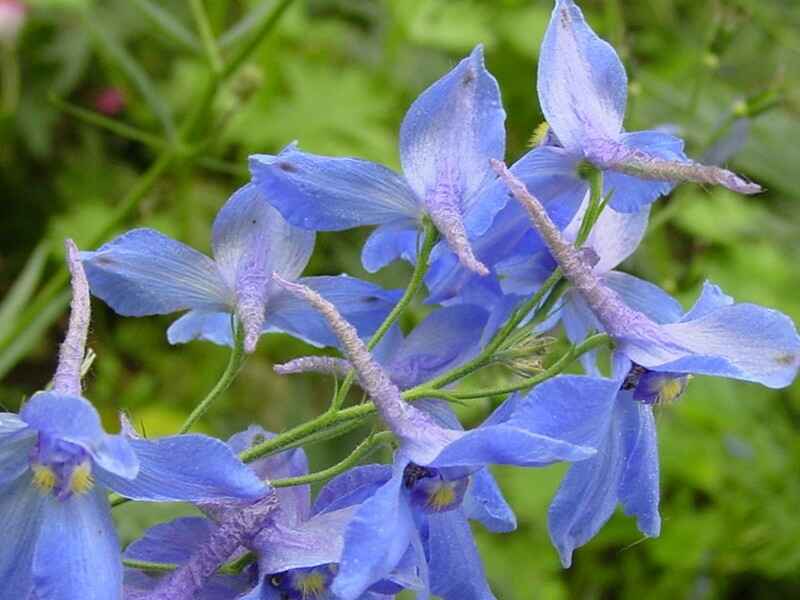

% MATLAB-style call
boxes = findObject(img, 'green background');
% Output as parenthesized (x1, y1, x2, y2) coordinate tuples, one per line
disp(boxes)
(1, 1, 799, 598)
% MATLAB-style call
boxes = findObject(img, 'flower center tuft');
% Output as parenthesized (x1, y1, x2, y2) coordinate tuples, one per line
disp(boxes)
(625, 365, 690, 406)
(29, 435, 95, 500)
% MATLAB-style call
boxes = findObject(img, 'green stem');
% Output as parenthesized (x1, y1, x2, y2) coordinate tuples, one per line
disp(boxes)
(331, 219, 438, 411)
(122, 554, 249, 576)
(123, 558, 177, 573)
(241, 329, 606, 465)
(575, 168, 605, 247)
(178, 320, 246, 434)
(271, 432, 393, 488)
(429, 333, 610, 400)
(190, 0, 224, 74)
(49, 94, 169, 149)
(421, 269, 564, 391)
(222, 0, 296, 80)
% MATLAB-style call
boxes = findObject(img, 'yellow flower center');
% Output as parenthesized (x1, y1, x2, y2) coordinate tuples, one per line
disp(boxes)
(31, 464, 57, 495)
(68, 462, 95, 495)
(528, 121, 551, 148)
(296, 571, 327, 598)
(657, 377, 688, 405)
(427, 483, 457, 511)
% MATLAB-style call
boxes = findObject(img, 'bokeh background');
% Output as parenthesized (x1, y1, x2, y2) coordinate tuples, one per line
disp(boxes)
(1, 0, 799, 598)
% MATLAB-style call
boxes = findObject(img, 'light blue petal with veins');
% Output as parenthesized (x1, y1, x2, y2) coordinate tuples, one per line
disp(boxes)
(400, 45, 505, 208)
(97, 434, 266, 503)
(81, 228, 230, 316)
(265, 276, 401, 348)
(361, 218, 419, 273)
(211, 184, 315, 286)
(427, 509, 496, 600)
(249, 146, 420, 231)
(33, 489, 121, 600)
(538, 0, 627, 151)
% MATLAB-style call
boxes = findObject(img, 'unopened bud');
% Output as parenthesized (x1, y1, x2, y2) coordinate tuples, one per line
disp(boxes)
(93, 87, 126, 116)
(230, 64, 264, 104)
(495, 330, 556, 378)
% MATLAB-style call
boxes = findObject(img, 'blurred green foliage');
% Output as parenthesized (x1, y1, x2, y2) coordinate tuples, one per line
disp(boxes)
(1, 0, 799, 598)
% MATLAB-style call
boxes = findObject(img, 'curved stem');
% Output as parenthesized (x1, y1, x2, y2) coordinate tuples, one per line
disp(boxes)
(575, 168, 605, 247)
(178, 320, 246, 434)
(271, 431, 393, 488)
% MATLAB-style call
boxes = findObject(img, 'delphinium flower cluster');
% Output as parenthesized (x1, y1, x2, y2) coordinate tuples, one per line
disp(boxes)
(3, 1, 798, 599)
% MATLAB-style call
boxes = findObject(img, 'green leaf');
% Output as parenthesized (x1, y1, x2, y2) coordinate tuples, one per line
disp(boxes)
(130, 0, 202, 53)
(0, 241, 50, 347)
(0, 290, 70, 382)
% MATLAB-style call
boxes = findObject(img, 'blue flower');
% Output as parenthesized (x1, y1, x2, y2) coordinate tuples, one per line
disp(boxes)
(272, 275, 595, 599)
(81, 184, 400, 353)
(1, 241, 267, 600)
(125, 427, 411, 600)
(493, 160, 800, 566)
(503, 372, 656, 568)
(249, 45, 509, 276)
(528, 0, 759, 214)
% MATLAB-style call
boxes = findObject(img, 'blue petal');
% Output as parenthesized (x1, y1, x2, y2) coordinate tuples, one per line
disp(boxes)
(228, 425, 310, 525)
(507, 375, 620, 448)
(167, 310, 234, 347)
(21, 392, 104, 442)
(494, 251, 554, 297)
(361, 218, 419, 273)
(634, 303, 800, 388)
(428, 423, 594, 469)
(681, 280, 734, 321)
(0, 472, 45, 597)
(547, 410, 625, 568)
(256, 505, 356, 574)
(249, 145, 420, 231)
(603, 271, 684, 324)
(547, 395, 659, 568)
(313, 464, 393, 516)
(427, 509, 495, 600)
(0, 412, 26, 436)
(21, 392, 139, 480)
(538, 0, 627, 151)
(496, 145, 587, 226)
(265, 276, 401, 348)
(125, 516, 213, 564)
(125, 568, 251, 600)
(617, 397, 661, 538)
(33, 490, 121, 600)
(386, 305, 489, 389)
(463, 468, 516, 533)
(563, 197, 650, 274)
(96, 434, 267, 502)
(211, 183, 315, 288)
(124, 518, 253, 600)
(0, 416, 35, 486)
(332, 462, 415, 600)
(602, 130, 687, 212)
(560, 290, 603, 374)
(372, 323, 405, 366)
(400, 45, 505, 207)
(81, 228, 230, 316)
